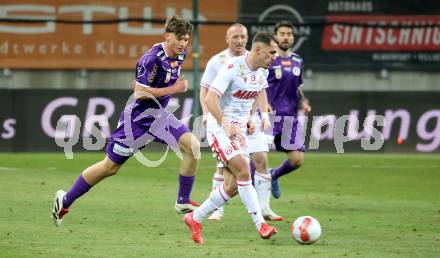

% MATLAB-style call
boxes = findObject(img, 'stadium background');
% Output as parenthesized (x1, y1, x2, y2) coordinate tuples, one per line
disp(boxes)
(0, 0, 439, 153)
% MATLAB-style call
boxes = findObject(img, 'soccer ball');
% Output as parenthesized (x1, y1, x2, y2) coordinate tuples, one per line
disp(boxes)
(291, 216, 322, 244)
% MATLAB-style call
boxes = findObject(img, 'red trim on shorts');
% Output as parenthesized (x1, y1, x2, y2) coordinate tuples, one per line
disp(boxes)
(210, 134, 228, 163)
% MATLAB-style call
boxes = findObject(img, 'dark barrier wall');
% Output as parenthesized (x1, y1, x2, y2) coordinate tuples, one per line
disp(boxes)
(241, 0, 440, 70)
(1, 89, 439, 153)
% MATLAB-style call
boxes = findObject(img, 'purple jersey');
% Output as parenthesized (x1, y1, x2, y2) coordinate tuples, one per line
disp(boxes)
(129, 43, 185, 118)
(266, 52, 303, 116)
(106, 43, 189, 164)
(116, 43, 185, 126)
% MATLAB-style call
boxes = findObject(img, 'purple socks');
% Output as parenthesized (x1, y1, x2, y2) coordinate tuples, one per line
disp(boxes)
(271, 160, 296, 180)
(177, 175, 195, 204)
(62, 174, 91, 209)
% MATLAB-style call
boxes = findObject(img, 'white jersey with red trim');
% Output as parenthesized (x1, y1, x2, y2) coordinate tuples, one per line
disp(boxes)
(201, 49, 249, 89)
(207, 55, 269, 128)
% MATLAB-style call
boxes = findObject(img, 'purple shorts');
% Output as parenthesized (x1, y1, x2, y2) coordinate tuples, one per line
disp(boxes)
(271, 115, 305, 153)
(106, 110, 190, 164)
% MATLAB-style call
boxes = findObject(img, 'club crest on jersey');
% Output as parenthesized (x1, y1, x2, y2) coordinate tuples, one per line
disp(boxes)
(274, 66, 282, 79)
(137, 65, 146, 79)
(293, 66, 301, 76)
(165, 70, 171, 83)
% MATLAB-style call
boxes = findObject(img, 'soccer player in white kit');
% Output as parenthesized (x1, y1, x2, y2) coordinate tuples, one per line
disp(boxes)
(200, 24, 283, 221)
(183, 32, 278, 244)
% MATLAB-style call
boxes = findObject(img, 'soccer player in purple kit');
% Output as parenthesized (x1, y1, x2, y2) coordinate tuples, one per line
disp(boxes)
(266, 21, 312, 199)
(52, 16, 201, 226)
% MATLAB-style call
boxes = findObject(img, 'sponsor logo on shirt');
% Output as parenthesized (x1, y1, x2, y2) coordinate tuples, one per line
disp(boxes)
(228, 63, 234, 69)
(113, 143, 132, 156)
(148, 64, 158, 83)
(232, 90, 260, 100)
(281, 60, 292, 66)
(292, 56, 302, 63)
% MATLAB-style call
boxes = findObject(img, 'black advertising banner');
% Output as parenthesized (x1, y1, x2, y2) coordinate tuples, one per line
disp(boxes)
(0, 89, 439, 153)
(239, 0, 440, 70)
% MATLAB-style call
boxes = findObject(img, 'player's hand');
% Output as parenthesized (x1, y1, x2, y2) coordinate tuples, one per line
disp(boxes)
(247, 119, 256, 135)
(222, 120, 244, 142)
(173, 75, 188, 93)
(302, 99, 312, 114)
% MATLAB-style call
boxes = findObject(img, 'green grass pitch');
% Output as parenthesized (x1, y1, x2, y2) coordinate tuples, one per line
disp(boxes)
(0, 152, 439, 258)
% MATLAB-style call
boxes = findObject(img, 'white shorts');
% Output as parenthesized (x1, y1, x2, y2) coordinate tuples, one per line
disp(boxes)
(206, 121, 248, 168)
(246, 116, 270, 154)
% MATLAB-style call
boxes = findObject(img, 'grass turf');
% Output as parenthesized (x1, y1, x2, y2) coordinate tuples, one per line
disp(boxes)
(0, 152, 439, 258)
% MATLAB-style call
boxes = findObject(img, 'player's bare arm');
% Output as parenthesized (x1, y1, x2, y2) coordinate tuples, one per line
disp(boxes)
(298, 88, 312, 114)
(256, 88, 270, 130)
(133, 76, 188, 100)
(199, 86, 209, 124)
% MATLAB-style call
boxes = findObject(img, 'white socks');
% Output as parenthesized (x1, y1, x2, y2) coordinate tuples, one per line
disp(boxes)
(211, 171, 224, 214)
(254, 171, 272, 211)
(193, 184, 230, 223)
(237, 179, 265, 230)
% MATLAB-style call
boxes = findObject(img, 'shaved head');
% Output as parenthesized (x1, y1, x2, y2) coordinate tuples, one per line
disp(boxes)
(225, 23, 248, 56)
(226, 23, 247, 37)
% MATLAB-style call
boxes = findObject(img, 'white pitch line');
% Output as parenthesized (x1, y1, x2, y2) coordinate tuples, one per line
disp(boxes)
(0, 166, 18, 171)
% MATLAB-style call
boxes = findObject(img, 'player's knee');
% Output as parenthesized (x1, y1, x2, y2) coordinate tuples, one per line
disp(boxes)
(179, 133, 201, 158)
(253, 158, 267, 171)
(236, 164, 251, 181)
(224, 181, 238, 197)
(102, 158, 121, 177)
(288, 154, 304, 168)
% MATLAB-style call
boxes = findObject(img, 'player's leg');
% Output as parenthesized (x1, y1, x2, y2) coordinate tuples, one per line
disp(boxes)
(52, 117, 142, 226)
(208, 166, 225, 220)
(192, 167, 235, 223)
(174, 131, 201, 213)
(184, 166, 235, 245)
(270, 116, 306, 198)
(246, 122, 283, 220)
(227, 154, 277, 238)
(52, 154, 123, 226)
(251, 151, 284, 221)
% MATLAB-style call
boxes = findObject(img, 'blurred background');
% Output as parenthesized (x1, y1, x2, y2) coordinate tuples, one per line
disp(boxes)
(0, 0, 439, 153)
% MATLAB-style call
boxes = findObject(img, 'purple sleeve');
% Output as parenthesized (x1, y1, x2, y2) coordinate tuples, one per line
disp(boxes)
(299, 62, 304, 86)
(135, 54, 160, 87)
